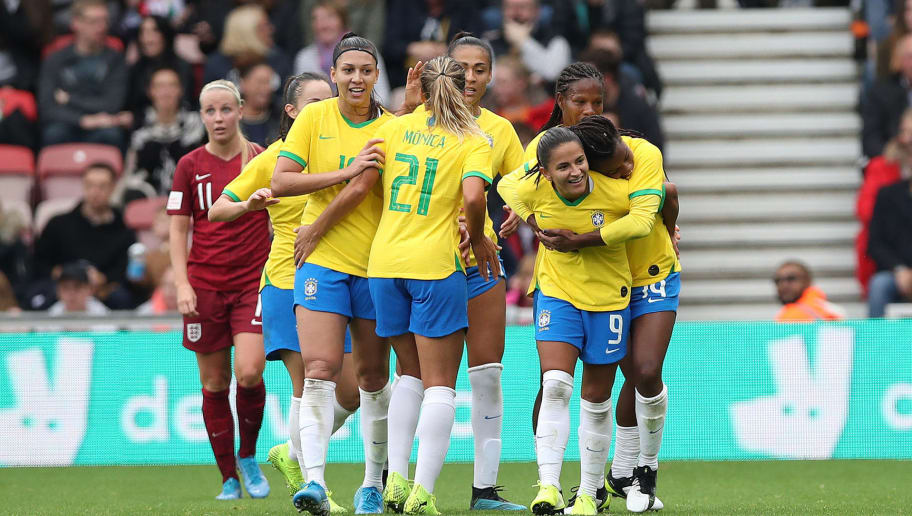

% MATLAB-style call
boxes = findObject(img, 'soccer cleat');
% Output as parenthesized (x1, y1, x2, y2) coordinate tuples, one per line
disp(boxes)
(626, 466, 662, 513)
(566, 484, 610, 514)
(568, 493, 598, 515)
(268, 443, 305, 496)
(237, 455, 270, 498)
(383, 471, 411, 513)
(605, 472, 635, 500)
(353, 486, 384, 514)
(294, 481, 331, 515)
(327, 489, 347, 514)
(470, 485, 526, 511)
(530, 482, 564, 515)
(403, 483, 440, 515)
(216, 477, 242, 500)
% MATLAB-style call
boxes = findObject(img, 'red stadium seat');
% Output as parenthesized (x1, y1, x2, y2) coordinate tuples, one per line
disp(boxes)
(33, 198, 79, 236)
(42, 34, 124, 59)
(0, 145, 35, 203)
(124, 196, 168, 231)
(37, 143, 123, 201)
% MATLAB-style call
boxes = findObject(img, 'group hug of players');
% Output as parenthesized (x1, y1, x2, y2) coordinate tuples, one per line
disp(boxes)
(167, 30, 681, 516)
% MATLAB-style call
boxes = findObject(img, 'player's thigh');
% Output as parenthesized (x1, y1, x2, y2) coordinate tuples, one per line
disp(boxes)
(195, 348, 233, 391)
(390, 332, 421, 379)
(536, 340, 580, 376)
(629, 310, 676, 383)
(580, 362, 619, 403)
(279, 349, 306, 396)
(415, 330, 465, 388)
(350, 317, 390, 391)
(333, 351, 361, 411)
(295, 306, 347, 379)
(466, 279, 506, 367)
(233, 332, 265, 387)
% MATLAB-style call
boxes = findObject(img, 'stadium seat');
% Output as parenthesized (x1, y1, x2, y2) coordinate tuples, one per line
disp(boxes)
(0, 145, 35, 204)
(124, 196, 168, 231)
(42, 34, 124, 59)
(33, 198, 79, 236)
(37, 144, 123, 201)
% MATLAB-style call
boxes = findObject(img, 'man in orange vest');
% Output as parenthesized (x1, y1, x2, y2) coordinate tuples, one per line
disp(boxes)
(774, 261, 846, 322)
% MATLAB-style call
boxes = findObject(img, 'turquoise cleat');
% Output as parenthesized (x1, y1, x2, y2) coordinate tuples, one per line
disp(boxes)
(294, 480, 331, 515)
(216, 477, 242, 500)
(470, 486, 526, 511)
(353, 486, 384, 514)
(237, 455, 270, 498)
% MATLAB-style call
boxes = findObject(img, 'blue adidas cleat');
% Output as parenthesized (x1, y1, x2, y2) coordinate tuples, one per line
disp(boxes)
(237, 455, 270, 498)
(470, 486, 526, 511)
(216, 477, 242, 500)
(353, 486, 384, 514)
(294, 480, 331, 515)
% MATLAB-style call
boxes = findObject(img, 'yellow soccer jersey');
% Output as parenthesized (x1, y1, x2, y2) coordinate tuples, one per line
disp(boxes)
(617, 136, 680, 287)
(368, 111, 494, 280)
(223, 139, 308, 291)
(279, 98, 394, 277)
(523, 131, 544, 165)
(498, 169, 632, 311)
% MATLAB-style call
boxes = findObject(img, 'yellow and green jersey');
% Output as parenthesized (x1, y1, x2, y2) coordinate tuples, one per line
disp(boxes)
(223, 139, 307, 291)
(368, 111, 494, 280)
(498, 169, 632, 311)
(279, 98, 394, 277)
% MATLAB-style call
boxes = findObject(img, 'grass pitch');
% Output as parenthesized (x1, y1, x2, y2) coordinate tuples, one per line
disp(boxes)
(1, 460, 909, 515)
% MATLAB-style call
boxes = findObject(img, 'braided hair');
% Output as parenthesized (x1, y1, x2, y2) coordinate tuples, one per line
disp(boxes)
(540, 62, 604, 133)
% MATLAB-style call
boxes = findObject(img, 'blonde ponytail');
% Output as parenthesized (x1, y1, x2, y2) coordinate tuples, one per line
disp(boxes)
(199, 79, 253, 168)
(420, 56, 484, 140)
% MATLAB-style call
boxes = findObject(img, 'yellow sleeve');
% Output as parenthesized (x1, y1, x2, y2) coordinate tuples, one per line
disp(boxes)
(496, 167, 534, 221)
(373, 122, 394, 176)
(279, 104, 314, 170)
(598, 194, 659, 246)
(499, 126, 525, 177)
(223, 151, 270, 202)
(628, 140, 665, 203)
(462, 136, 494, 184)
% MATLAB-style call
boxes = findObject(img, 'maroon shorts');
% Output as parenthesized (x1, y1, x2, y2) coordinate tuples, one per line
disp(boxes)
(182, 287, 262, 353)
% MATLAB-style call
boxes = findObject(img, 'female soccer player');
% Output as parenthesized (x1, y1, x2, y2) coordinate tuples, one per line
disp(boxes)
(364, 55, 497, 515)
(167, 79, 270, 500)
(270, 33, 394, 516)
(545, 116, 680, 513)
(207, 73, 361, 505)
(497, 127, 633, 516)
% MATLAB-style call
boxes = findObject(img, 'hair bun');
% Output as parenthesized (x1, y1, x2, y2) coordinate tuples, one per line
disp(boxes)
(450, 31, 475, 44)
(340, 31, 360, 41)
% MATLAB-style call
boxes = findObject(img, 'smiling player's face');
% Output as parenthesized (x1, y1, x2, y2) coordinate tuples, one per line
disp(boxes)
(542, 141, 590, 201)
(331, 50, 378, 110)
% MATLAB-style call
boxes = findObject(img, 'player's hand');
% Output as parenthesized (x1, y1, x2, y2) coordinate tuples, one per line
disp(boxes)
(403, 60, 425, 111)
(176, 282, 199, 317)
(503, 19, 533, 46)
(344, 139, 385, 180)
(245, 188, 280, 211)
(538, 228, 580, 252)
(670, 224, 681, 258)
(471, 235, 501, 281)
(294, 224, 320, 268)
(458, 223, 471, 263)
(526, 214, 542, 234)
(499, 205, 521, 238)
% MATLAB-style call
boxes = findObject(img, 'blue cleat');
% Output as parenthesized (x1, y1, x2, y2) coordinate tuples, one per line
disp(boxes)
(470, 486, 526, 511)
(216, 477, 242, 500)
(238, 455, 270, 498)
(353, 486, 384, 514)
(294, 480, 331, 515)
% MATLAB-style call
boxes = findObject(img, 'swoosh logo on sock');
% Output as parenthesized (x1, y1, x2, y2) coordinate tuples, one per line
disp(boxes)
(585, 446, 605, 453)
(649, 425, 664, 435)
(484, 415, 502, 420)
(372, 441, 387, 445)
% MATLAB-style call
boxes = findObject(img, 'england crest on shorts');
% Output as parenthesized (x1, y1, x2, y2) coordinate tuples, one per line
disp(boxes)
(538, 309, 551, 329)
(304, 278, 318, 298)
(591, 210, 605, 228)
(187, 323, 202, 342)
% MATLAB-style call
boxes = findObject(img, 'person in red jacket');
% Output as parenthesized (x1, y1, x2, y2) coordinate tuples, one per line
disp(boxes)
(774, 261, 846, 322)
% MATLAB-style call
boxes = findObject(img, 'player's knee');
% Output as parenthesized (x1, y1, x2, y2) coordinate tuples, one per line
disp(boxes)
(336, 386, 360, 411)
(235, 368, 263, 388)
(580, 384, 612, 404)
(201, 374, 231, 393)
(304, 359, 340, 381)
(635, 361, 663, 390)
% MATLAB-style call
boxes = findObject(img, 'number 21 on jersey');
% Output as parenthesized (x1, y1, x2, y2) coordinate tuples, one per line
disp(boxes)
(389, 153, 438, 216)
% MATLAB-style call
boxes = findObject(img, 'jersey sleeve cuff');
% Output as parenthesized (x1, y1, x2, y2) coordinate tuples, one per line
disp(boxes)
(279, 150, 307, 169)
(222, 189, 242, 202)
(462, 171, 493, 184)
(629, 188, 663, 199)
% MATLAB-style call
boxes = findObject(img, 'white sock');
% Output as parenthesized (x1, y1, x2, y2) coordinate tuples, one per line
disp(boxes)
(468, 363, 503, 489)
(387, 375, 424, 479)
(289, 396, 301, 461)
(636, 385, 668, 470)
(610, 425, 639, 479)
(413, 386, 456, 494)
(299, 378, 336, 488)
(332, 397, 356, 435)
(536, 370, 573, 489)
(360, 382, 392, 489)
(578, 399, 613, 497)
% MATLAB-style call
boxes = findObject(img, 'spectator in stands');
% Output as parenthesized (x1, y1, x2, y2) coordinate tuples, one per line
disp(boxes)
(487, 0, 571, 82)
(48, 260, 110, 316)
(127, 15, 196, 117)
(123, 66, 205, 201)
(862, 33, 912, 158)
(867, 166, 912, 317)
(238, 61, 281, 146)
(260, 0, 303, 56)
(295, 0, 391, 102)
(0, 0, 53, 92)
(506, 253, 535, 308)
(38, 0, 132, 149)
(137, 265, 178, 314)
(581, 47, 665, 151)
(584, 3, 662, 100)
(299, 0, 386, 50)
(774, 261, 846, 322)
(203, 4, 291, 91)
(489, 55, 552, 129)
(0, 200, 29, 305)
(33, 162, 137, 310)
(383, 0, 483, 88)
(875, 0, 912, 81)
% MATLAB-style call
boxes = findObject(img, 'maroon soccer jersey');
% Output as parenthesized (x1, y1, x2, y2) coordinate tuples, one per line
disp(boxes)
(168, 144, 270, 292)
